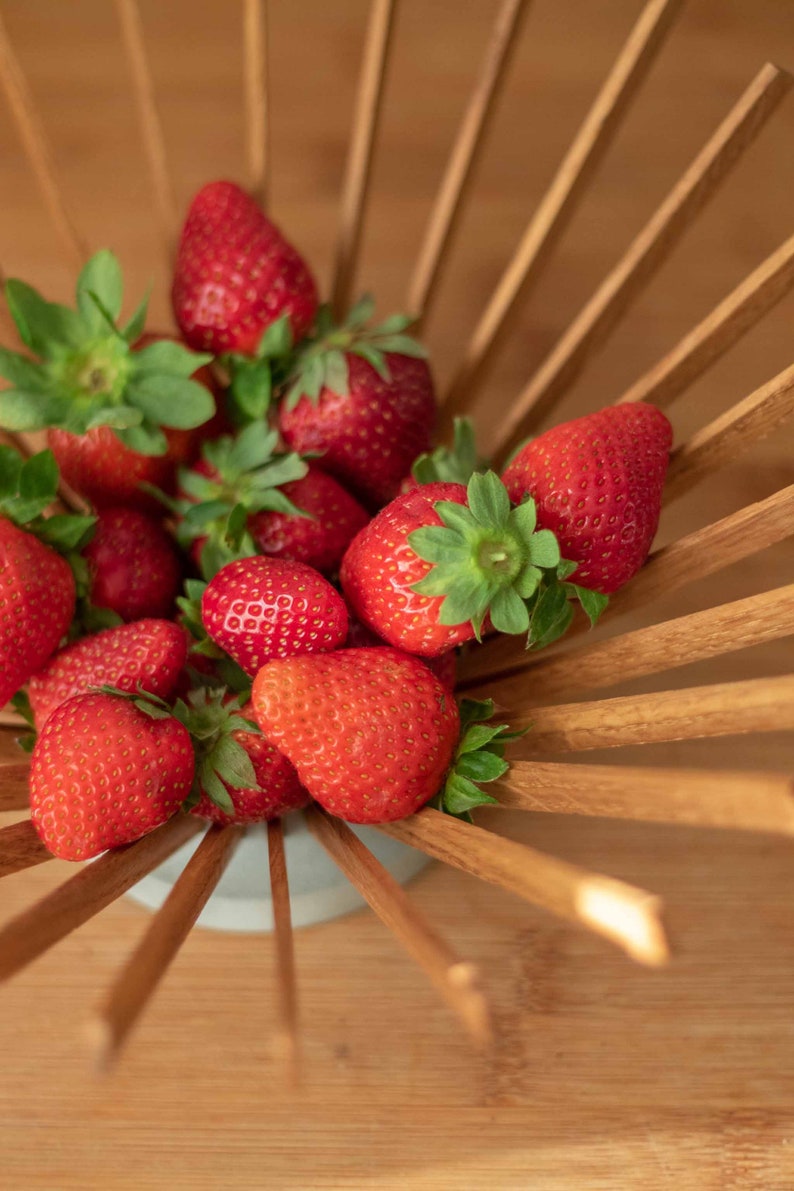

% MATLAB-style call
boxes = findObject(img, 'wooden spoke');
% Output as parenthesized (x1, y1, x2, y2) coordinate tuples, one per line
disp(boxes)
(441, 0, 681, 423)
(330, 0, 397, 318)
(306, 806, 493, 1047)
(492, 761, 794, 836)
(378, 807, 669, 967)
(266, 818, 301, 1084)
(243, 0, 269, 209)
(0, 820, 52, 879)
(405, 0, 530, 327)
(0, 763, 29, 813)
(0, 814, 201, 984)
(489, 63, 792, 463)
(91, 824, 242, 1070)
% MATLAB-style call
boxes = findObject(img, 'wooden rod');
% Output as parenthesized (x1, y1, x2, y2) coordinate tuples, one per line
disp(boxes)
(91, 824, 242, 1070)
(243, 0, 269, 209)
(0, 819, 52, 879)
(490, 62, 793, 463)
(616, 231, 794, 409)
(266, 818, 301, 1085)
(405, 0, 530, 327)
(330, 0, 397, 318)
(441, 0, 682, 422)
(306, 806, 493, 1046)
(0, 8, 86, 266)
(0, 814, 201, 984)
(0, 763, 29, 812)
(508, 674, 794, 751)
(378, 807, 669, 967)
(115, 0, 177, 256)
(491, 761, 794, 836)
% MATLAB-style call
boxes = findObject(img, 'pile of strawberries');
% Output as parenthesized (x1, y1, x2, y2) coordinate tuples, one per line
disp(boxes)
(0, 180, 673, 866)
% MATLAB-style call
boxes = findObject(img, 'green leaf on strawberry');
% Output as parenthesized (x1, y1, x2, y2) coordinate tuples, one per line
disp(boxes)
(438, 698, 519, 820)
(170, 687, 261, 815)
(411, 418, 483, 486)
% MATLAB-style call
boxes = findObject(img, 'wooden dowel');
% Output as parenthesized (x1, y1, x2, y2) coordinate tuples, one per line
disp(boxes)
(266, 818, 301, 1084)
(0, 814, 201, 984)
(472, 585, 794, 705)
(0, 763, 29, 812)
(243, 0, 269, 209)
(508, 674, 794, 751)
(490, 63, 793, 463)
(91, 824, 242, 1069)
(378, 807, 669, 967)
(491, 761, 794, 836)
(405, 0, 530, 327)
(330, 0, 397, 319)
(115, 0, 177, 257)
(663, 363, 794, 504)
(0, 8, 86, 267)
(306, 806, 493, 1046)
(616, 231, 794, 409)
(0, 819, 52, 879)
(0, 709, 25, 729)
(441, 0, 682, 422)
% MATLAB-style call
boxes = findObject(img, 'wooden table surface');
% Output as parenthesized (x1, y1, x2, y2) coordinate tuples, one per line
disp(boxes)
(1, 2, 793, 1187)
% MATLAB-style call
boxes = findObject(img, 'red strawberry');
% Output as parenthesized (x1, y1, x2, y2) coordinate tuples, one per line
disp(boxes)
(83, 506, 183, 622)
(172, 180, 318, 354)
(501, 403, 673, 594)
(201, 556, 348, 676)
(345, 614, 457, 690)
(252, 647, 460, 823)
(0, 518, 75, 707)
(28, 618, 187, 729)
(30, 692, 194, 861)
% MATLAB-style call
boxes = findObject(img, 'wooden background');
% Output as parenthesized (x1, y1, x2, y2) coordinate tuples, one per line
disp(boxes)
(1, 1, 793, 1187)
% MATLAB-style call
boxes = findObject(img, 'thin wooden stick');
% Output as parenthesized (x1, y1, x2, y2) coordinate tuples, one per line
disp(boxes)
(663, 363, 794, 504)
(0, 709, 25, 729)
(378, 807, 669, 967)
(508, 674, 794, 750)
(0, 814, 200, 984)
(243, 0, 269, 209)
(115, 0, 177, 256)
(0, 8, 86, 267)
(405, 0, 530, 327)
(491, 761, 794, 836)
(490, 63, 793, 463)
(0, 763, 29, 812)
(90, 824, 242, 1070)
(470, 585, 794, 705)
(0, 819, 52, 879)
(306, 806, 493, 1046)
(330, 0, 397, 318)
(616, 231, 794, 409)
(441, 0, 682, 422)
(266, 818, 301, 1084)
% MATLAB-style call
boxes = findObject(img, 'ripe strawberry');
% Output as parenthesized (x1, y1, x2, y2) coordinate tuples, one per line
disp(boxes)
(82, 506, 183, 621)
(29, 692, 194, 861)
(28, 619, 187, 729)
(201, 556, 348, 676)
(252, 647, 460, 823)
(172, 180, 318, 355)
(501, 403, 673, 594)
(345, 614, 457, 690)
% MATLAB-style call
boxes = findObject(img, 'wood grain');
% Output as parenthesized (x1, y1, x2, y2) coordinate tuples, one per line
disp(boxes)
(0, 762, 30, 811)
(266, 817, 301, 1084)
(243, 0, 269, 209)
(0, 818, 52, 879)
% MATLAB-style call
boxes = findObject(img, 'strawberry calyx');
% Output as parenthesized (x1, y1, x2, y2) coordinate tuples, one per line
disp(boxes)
(410, 417, 482, 486)
(0, 251, 214, 456)
(437, 697, 521, 820)
(221, 313, 295, 424)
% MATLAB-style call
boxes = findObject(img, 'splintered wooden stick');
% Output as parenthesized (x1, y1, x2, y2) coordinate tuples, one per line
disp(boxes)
(330, 0, 397, 318)
(91, 824, 242, 1070)
(492, 761, 794, 836)
(491, 62, 792, 463)
(405, 0, 530, 327)
(378, 807, 669, 967)
(243, 0, 269, 209)
(0, 820, 52, 879)
(0, 8, 86, 267)
(306, 806, 493, 1047)
(266, 818, 301, 1084)
(441, 0, 681, 420)
(508, 674, 794, 751)
(0, 814, 200, 984)
(663, 363, 794, 504)
(0, 763, 30, 812)
(616, 231, 794, 408)
(471, 585, 794, 706)
(115, 0, 177, 254)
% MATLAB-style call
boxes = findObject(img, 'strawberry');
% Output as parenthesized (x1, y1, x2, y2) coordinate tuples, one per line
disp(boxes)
(82, 506, 183, 622)
(345, 614, 457, 690)
(501, 403, 673, 594)
(172, 180, 318, 355)
(29, 691, 194, 861)
(28, 618, 187, 729)
(201, 556, 348, 676)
